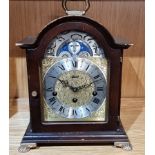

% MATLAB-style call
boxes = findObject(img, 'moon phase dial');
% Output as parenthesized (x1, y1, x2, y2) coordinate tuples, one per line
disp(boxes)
(45, 31, 105, 58)
(43, 58, 107, 119)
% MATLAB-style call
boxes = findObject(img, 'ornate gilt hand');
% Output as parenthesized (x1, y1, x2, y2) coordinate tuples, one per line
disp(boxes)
(75, 78, 103, 91)
(57, 78, 69, 87)
(57, 78, 76, 91)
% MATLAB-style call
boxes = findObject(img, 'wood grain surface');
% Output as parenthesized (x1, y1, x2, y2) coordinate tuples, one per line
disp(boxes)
(9, 0, 144, 99)
(9, 97, 144, 155)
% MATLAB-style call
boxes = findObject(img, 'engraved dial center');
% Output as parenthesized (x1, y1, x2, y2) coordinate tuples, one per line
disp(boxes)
(55, 70, 95, 107)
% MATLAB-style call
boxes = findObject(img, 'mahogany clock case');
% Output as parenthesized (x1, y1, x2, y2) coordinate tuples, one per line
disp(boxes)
(16, 15, 131, 145)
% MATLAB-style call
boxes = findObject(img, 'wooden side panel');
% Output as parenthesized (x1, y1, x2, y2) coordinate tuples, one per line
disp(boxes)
(9, 0, 144, 99)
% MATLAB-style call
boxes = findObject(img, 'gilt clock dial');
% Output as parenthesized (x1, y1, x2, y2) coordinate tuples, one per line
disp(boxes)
(43, 58, 106, 119)
(41, 31, 108, 122)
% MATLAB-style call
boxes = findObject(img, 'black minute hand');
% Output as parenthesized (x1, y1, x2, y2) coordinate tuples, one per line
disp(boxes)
(55, 78, 75, 90)
(49, 75, 68, 87)
(56, 78, 75, 90)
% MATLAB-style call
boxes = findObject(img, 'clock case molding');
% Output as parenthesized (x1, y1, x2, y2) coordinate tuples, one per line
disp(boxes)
(16, 16, 132, 146)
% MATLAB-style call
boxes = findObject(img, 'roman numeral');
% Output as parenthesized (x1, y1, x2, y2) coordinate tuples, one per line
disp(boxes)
(59, 106, 65, 113)
(46, 87, 53, 91)
(72, 109, 77, 116)
(85, 65, 90, 71)
(86, 107, 90, 112)
(48, 75, 56, 78)
(97, 87, 104, 91)
(94, 74, 100, 79)
(50, 101, 56, 106)
(72, 60, 78, 68)
(93, 98, 100, 104)
(49, 97, 56, 103)
(58, 65, 65, 70)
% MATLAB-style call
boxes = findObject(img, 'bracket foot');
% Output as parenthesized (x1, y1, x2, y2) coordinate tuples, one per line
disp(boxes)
(18, 143, 37, 153)
(114, 142, 132, 151)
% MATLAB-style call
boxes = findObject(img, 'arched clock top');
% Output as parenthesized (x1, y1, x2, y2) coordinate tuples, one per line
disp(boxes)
(16, 16, 133, 50)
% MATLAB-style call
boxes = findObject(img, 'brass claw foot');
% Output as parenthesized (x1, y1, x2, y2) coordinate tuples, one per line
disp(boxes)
(18, 143, 37, 153)
(114, 142, 132, 151)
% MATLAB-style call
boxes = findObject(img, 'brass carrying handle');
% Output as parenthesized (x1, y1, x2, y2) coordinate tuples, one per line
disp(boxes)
(62, 0, 90, 15)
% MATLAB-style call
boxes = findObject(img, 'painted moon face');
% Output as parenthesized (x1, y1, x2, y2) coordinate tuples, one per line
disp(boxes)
(68, 41, 81, 54)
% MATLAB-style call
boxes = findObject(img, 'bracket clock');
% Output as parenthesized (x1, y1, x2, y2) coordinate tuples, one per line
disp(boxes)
(16, 0, 133, 152)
